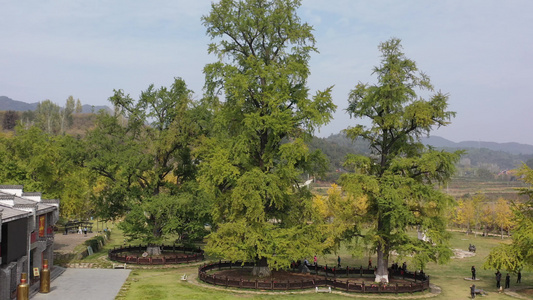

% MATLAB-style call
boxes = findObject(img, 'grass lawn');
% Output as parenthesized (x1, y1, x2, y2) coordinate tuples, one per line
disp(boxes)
(109, 230, 532, 299)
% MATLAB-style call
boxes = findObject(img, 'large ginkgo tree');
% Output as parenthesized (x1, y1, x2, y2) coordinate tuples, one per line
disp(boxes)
(199, 0, 336, 276)
(341, 38, 461, 283)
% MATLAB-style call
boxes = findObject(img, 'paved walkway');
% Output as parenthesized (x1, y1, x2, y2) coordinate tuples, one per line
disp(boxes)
(31, 268, 130, 300)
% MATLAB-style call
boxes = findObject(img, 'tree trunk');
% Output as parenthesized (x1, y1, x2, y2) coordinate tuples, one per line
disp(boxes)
(147, 245, 161, 256)
(252, 257, 271, 277)
(374, 242, 389, 283)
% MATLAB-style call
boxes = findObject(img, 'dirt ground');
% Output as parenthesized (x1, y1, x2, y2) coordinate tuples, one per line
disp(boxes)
(53, 231, 97, 254)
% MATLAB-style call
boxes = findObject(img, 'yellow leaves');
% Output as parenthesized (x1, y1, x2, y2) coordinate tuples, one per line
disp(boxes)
(495, 198, 515, 230)
(312, 194, 329, 219)
(313, 183, 368, 222)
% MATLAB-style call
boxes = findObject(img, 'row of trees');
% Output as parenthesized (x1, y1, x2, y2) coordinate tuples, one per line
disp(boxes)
(3, 0, 530, 282)
(452, 195, 514, 238)
(1, 96, 83, 133)
(485, 165, 533, 272)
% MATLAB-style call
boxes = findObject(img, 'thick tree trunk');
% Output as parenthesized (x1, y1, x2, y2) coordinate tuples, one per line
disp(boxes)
(147, 245, 161, 256)
(374, 242, 389, 283)
(252, 257, 271, 277)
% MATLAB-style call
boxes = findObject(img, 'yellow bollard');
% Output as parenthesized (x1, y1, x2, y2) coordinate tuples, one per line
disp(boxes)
(16, 272, 29, 300)
(40, 259, 50, 293)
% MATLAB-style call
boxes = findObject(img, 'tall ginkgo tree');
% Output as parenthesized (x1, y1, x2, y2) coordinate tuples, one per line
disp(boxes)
(199, 0, 336, 276)
(340, 38, 461, 283)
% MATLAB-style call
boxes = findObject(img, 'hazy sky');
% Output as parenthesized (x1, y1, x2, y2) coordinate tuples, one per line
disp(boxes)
(1, 1, 532, 144)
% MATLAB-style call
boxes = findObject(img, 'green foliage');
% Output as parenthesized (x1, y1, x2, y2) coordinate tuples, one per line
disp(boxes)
(200, 0, 335, 271)
(85, 77, 210, 242)
(2, 110, 19, 130)
(338, 38, 461, 279)
(36, 99, 61, 134)
(485, 164, 533, 271)
(0, 126, 94, 218)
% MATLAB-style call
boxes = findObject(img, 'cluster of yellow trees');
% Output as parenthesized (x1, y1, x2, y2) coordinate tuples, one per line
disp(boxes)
(452, 195, 514, 238)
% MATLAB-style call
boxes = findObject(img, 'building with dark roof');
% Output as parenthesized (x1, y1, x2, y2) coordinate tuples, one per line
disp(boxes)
(0, 185, 59, 299)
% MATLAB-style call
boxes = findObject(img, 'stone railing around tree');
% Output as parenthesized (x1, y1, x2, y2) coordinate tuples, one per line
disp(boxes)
(198, 261, 430, 293)
(108, 244, 204, 265)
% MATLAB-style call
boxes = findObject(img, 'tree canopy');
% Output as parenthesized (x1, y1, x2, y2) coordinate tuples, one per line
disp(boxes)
(199, 0, 336, 275)
(84, 77, 210, 243)
(485, 164, 533, 272)
(338, 38, 461, 282)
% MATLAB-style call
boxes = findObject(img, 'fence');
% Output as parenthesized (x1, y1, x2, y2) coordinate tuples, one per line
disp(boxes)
(198, 261, 430, 294)
(108, 244, 204, 265)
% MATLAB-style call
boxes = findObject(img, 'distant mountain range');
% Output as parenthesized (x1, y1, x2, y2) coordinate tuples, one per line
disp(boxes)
(422, 136, 533, 155)
(0, 95, 111, 114)
(2, 95, 533, 156)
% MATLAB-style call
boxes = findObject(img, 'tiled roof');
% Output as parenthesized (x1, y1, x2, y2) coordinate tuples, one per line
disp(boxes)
(0, 186, 59, 223)
(0, 185, 23, 189)
(22, 192, 42, 197)
(0, 204, 30, 222)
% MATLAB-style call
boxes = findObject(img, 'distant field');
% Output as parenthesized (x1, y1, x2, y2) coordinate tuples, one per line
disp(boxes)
(311, 177, 529, 201)
(444, 177, 528, 200)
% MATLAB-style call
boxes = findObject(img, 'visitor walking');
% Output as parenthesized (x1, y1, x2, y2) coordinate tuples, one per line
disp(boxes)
(313, 255, 317, 266)
(471, 266, 476, 280)
(337, 256, 341, 267)
(495, 270, 502, 288)
(517, 270, 521, 283)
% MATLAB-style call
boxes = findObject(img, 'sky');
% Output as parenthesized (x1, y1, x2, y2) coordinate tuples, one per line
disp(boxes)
(1, 1, 532, 145)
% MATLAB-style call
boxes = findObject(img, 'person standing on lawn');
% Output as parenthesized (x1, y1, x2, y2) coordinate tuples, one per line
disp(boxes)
(505, 273, 510, 289)
(471, 266, 476, 280)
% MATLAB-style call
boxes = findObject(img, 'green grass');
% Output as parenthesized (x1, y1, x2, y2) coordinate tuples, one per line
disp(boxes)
(110, 230, 532, 299)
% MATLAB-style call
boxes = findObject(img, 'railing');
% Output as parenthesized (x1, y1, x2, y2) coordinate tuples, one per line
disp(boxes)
(198, 261, 430, 294)
(108, 244, 204, 265)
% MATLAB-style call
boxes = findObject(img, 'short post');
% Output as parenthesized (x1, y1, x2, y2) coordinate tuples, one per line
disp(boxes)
(17, 273, 29, 300)
(40, 259, 50, 293)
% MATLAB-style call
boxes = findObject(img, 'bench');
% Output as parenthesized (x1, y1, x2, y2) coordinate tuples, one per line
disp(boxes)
(315, 287, 331, 293)
(113, 263, 127, 269)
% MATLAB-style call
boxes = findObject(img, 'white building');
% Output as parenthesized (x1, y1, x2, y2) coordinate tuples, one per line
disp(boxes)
(0, 185, 59, 299)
